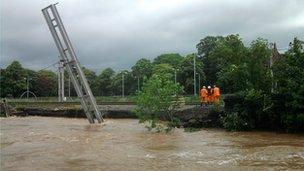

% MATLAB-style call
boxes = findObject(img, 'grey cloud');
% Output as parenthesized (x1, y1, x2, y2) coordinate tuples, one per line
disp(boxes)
(1, 0, 304, 73)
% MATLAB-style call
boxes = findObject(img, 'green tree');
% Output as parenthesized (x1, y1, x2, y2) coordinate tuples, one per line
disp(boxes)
(33, 70, 57, 97)
(217, 64, 250, 93)
(153, 53, 183, 69)
(217, 37, 272, 93)
(0, 61, 27, 97)
(96, 68, 115, 96)
(179, 54, 205, 94)
(111, 70, 136, 96)
(196, 36, 224, 85)
(248, 38, 272, 92)
(152, 63, 175, 78)
(131, 58, 153, 78)
(83, 67, 98, 95)
(272, 37, 304, 131)
(135, 72, 184, 132)
(197, 35, 248, 86)
(131, 58, 153, 90)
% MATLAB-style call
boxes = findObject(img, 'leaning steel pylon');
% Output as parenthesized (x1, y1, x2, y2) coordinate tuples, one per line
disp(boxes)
(42, 4, 103, 123)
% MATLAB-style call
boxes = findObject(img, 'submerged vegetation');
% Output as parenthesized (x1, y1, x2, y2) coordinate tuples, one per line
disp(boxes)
(134, 69, 183, 132)
(1, 34, 303, 132)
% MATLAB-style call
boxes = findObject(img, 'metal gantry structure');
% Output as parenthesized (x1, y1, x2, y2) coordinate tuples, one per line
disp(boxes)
(42, 4, 103, 123)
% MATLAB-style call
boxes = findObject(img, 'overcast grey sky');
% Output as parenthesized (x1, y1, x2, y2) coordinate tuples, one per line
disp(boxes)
(1, 0, 303, 72)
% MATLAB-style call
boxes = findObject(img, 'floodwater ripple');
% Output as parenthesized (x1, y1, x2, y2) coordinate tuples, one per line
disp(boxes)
(1, 117, 304, 171)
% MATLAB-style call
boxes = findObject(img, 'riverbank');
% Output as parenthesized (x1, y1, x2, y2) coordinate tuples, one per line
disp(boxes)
(1, 103, 223, 128)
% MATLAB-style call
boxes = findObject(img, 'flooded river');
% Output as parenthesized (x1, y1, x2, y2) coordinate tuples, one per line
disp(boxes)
(1, 117, 304, 170)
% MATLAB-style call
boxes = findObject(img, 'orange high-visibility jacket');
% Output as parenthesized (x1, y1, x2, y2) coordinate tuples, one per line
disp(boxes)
(200, 88, 208, 100)
(213, 87, 220, 97)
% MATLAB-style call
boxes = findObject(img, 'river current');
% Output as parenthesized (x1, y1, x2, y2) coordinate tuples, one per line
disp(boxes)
(1, 117, 304, 170)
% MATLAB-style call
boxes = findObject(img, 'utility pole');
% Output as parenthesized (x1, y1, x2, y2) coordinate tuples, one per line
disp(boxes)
(26, 76, 29, 101)
(122, 73, 125, 98)
(193, 55, 196, 96)
(174, 69, 177, 84)
(58, 59, 65, 102)
(137, 76, 140, 92)
(68, 76, 71, 98)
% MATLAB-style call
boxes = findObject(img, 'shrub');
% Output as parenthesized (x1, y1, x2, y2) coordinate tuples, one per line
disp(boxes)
(222, 111, 250, 131)
(134, 73, 184, 132)
(222, 89, 272, 131)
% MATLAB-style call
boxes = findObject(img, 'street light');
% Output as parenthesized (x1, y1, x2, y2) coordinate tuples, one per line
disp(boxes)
(26, 77, 29, 100)
(196, 73, 201, 92)
(174, 68, 179, 84)
(193, 55, 196, 96)
(24, 76, 32, 101)
(137, 76, 140, 92)
(122, 71, 125, 98)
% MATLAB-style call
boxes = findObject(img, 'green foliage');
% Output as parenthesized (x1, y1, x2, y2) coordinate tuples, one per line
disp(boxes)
(179, 53, 205, 94)
(96, 68, 115, 96)
(33, 70, 57, 97)
(153, 53, 183, 69)
(270, 37, 304, 132)
(222, 111, 250, 131)
(131, 58, 153, 78)
(152, 63, 174, 78)
(222, 89, 273, 131)
(217, 64, 250, 93)
(248, 38, 272, 92)
(197, 36, 224, 85)
(134, 72, 184, 132)
(1, 61, 27, 97)
(83, 67, 98, 95)
(2, 35, 303, 133)
(197, 35, 272, 94)
(111, 70, 136, 96)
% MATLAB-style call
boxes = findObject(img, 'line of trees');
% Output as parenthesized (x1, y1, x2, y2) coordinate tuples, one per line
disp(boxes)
(0, 52, 203, 98)
(1, 34, 302, 100)
(1, 34, 303, 132)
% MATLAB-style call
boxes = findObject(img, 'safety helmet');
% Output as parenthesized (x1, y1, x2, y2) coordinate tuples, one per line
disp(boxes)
(208, 86, 211, 89)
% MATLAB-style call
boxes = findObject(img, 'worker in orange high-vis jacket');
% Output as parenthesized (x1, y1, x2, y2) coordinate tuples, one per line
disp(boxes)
(207, 86, 213, 103)
(200, 86, 208, 106)
(213, 85, 221, 103)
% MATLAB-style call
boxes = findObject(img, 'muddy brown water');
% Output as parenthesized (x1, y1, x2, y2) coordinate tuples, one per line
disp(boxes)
(1, 117, 304, 171)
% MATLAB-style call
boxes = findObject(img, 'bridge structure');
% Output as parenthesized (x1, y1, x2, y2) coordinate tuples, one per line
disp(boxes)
(42, 4, 103, 123)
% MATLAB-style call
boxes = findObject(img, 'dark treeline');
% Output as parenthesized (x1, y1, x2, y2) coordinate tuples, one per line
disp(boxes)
(0, 53, 200, 98)
(1, 34, 303, 132)
(1, 34, 303, 99)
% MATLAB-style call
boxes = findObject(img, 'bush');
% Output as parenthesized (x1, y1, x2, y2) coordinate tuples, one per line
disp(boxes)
(222, 89, 272, 131)
(134, 73, 184, 132)
(222, 111, 250, 131)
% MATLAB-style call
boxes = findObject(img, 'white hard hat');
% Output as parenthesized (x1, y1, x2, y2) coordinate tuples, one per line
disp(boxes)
(208, 86, 211, 89)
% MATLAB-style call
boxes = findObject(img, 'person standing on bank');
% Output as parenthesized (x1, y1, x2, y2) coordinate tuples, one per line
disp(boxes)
(207, 86, 213, 103)
(213, 85, 221, 104)
(200, 86, 208, 106)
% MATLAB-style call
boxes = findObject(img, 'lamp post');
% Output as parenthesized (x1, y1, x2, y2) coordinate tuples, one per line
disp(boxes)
(24, 76, 32, 102)
(137, 76, 140, 92)
(68, 76, 71, 98)
(193, 55, 196, 96)
(174, 68, 179, 84)
(197, 73, 201, 92)
(26, 77, 29, 101)
(122, 72, 125, 98)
